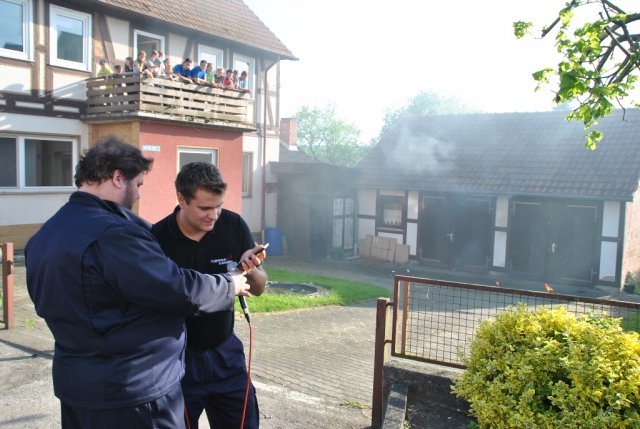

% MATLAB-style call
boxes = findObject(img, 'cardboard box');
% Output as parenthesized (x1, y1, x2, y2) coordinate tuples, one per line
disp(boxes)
(394, 244, 410, 263)
(370, 236, 397, 261)
(358, 235, 373, 258)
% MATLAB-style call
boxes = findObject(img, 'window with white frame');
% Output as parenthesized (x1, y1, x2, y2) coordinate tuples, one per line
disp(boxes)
(0, 0, 31, 61)
(242, 152, 253, 196)
(134, 30, 165, 58)
(197, 44, 223, 69)
(178, 148, 218, 170)
(232, 54, 255, 94)
(0, 135, 76, 189)
(49, 5, 91, 71)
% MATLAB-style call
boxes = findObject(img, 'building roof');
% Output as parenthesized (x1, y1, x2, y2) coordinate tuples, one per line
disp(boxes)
(272, 143, 355, 177)
(93, 0, 296, 60)
(278, 142, 316, 164)
(355, 109, 640, 200)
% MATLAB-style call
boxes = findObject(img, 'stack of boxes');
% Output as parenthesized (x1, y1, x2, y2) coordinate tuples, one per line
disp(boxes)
(358, 235, 410, 263)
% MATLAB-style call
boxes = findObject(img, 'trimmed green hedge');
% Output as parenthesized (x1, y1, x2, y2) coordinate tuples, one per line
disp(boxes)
(453, 304, 640, 428)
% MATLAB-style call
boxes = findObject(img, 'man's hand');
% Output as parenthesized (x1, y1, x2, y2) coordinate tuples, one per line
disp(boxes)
(229, 271, 250, 296)
(238, 244, 267, 272)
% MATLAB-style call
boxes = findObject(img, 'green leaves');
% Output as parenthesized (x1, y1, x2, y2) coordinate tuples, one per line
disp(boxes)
(295, 104, 372, 167)
(513, 21, 533, 39)
(515, 0, 640, 148)
(453, 304, 640, 428)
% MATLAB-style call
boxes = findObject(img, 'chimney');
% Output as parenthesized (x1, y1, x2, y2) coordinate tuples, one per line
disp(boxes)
(280, 118, 297, 149)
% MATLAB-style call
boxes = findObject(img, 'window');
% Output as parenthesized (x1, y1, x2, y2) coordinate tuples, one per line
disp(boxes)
(242, 152, 253, 196)
(178, 148, 218, 170)
(377, 195, 405, 229)
(232, 53, 255, 93)
(332, 197, 355, 251)
(50, 5, 91, 71)
(0, 0, 31, 61)
(0, 135, 76, 189)
(198, 44, 223, 68)
(134, 30, 165, 58)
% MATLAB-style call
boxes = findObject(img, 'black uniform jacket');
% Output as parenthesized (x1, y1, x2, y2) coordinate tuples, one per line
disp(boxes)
(25, 192, 235, 409)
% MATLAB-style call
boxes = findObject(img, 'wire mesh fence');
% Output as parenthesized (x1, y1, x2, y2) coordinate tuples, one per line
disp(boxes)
(391, 275, 640, 369)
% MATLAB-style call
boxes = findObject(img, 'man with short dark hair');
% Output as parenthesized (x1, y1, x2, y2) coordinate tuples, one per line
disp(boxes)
(190, 59, 209, 84)
(152, 162, 266, 429)
(173, 57, 194, 83)
(25, 137, 250, 429)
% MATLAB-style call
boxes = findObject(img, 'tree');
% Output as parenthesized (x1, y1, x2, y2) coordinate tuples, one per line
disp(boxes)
(515, 1, 640, 149)
(375, 91, 476, 143)
(295, 104, 372, 167)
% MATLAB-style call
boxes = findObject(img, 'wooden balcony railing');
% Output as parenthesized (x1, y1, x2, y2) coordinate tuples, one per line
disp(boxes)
(83, 75, 255, 131)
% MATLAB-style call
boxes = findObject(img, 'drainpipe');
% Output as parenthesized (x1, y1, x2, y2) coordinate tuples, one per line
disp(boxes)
(261, 59, 279, 238)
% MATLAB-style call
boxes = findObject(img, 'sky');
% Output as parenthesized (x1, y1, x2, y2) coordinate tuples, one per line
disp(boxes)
(242, 0, 570, 142)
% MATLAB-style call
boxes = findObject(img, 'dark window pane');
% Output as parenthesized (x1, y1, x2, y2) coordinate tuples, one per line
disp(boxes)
(25, 139, 72, 186)
(0, 137, 17, 186)
(0, 1, 23, 52)
(56, 14, 83, 63)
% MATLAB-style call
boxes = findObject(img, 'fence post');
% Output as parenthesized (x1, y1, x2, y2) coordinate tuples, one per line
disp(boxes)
(2, 242, 14, 329)
(372, 297, 391, 428)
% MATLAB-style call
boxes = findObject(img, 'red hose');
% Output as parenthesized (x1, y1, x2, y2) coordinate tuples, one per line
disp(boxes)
(240, 321, 253, 428)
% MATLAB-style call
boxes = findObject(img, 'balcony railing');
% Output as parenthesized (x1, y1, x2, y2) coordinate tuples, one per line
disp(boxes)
(83, 75, 255, 131)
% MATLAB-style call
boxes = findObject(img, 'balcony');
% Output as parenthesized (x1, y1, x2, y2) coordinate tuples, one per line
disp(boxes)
(82, 75, 255, 131)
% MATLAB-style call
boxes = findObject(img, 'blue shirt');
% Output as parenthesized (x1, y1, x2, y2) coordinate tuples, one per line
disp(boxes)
(190, 66, 206, 80)
(173, 63, 191, 78)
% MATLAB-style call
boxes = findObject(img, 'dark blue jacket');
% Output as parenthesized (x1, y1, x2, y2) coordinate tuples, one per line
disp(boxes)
(25, 192, 235, 410)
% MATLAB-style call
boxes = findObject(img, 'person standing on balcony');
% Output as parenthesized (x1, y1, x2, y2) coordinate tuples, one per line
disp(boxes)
(163, 58, 179, 81)
(147, 50, 160, 69)
(25, 137, 251, 429)
(237, 71, 252, 95)
(97, 58, 112, 77)
(223, 69, 235, 88)
(152, 162, 267, 429)
(232, 70, 239, 88)
(152, 57, 165, 78)
(124, 56, 134, 74)
(190, 59, 209, 85)
(134, 51, 153, 78)
(205, 63, 223, 88)
(214, 66, 225, 86)
(173, 57, 194, 84)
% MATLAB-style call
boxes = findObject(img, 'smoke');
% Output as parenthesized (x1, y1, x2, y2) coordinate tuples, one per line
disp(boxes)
(385, 120, 456, 175)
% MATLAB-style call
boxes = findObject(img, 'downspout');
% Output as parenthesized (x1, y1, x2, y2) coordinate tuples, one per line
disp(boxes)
(261, 59, 279, 237)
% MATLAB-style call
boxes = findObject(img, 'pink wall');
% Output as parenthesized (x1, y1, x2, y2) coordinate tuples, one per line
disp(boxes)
(137, 122, 244, 223)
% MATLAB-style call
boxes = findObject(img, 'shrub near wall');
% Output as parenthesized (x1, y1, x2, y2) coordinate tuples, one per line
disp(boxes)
(453, 304, 640, 428)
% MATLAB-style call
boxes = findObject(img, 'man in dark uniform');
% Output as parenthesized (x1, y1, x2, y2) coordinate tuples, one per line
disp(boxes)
(152, 162, 267, 429)
(25, 137, 250, 429)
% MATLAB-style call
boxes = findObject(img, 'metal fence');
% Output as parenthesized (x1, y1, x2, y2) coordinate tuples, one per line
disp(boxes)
(391, 275, 640, 369)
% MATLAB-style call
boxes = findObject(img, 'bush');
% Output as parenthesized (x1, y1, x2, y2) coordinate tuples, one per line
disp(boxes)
(452, 304, 640, 428)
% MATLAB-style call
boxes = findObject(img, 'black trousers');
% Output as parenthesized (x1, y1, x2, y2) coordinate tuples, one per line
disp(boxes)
(61, 384, 186, 429)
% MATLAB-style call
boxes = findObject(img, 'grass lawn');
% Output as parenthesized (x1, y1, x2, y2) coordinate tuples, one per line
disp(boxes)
(234, 267, 391, 313)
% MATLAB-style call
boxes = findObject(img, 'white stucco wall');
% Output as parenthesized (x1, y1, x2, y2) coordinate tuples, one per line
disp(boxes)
(0, 64, 32, 94)
(106, 16, 130, 62)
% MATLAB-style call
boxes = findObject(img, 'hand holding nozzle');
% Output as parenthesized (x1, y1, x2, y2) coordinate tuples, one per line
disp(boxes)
(229, 271, 251, 297)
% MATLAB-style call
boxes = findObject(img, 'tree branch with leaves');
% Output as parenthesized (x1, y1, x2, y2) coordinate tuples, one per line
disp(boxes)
(515, 0, 640, 149)
(295, 104, 372, 167)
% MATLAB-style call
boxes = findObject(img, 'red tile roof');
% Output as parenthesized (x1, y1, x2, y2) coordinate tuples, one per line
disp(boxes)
(92, 0, 296, 60)
(356, 110, 640, 200)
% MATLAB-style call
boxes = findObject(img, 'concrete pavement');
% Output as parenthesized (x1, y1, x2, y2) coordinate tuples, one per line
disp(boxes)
(2, 253, 637, 428)
(0, 255, 377, 429)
